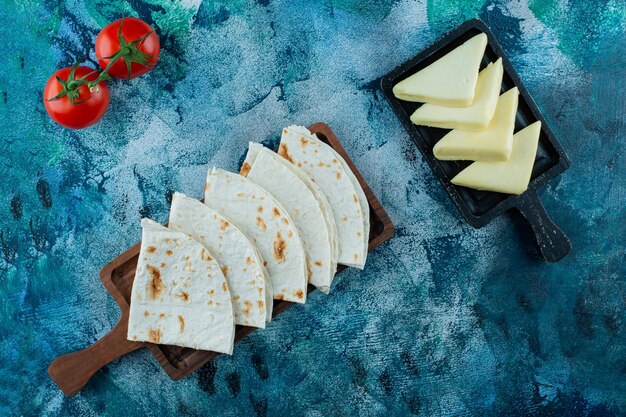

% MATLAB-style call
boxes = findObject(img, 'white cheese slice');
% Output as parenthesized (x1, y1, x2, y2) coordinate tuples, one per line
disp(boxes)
(410, 58, 503, 131)
(392, 33, 488, 107)
(433, 87, 519, 162)
(451, 121, 541, 194)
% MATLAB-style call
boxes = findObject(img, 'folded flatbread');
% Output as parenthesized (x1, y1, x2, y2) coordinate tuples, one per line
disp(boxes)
(241, 143, 338, 293)
(204, 168, 308, 303)
(128, 219, 235, 354)
(278, 126, 369, 269)
(168, 192, 272, 328)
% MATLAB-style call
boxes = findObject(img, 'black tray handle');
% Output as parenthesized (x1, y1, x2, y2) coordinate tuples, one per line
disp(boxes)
(516, 189, 571, 262)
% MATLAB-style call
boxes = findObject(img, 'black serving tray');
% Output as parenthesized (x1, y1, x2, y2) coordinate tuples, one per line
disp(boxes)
(381, 18, 571, 262)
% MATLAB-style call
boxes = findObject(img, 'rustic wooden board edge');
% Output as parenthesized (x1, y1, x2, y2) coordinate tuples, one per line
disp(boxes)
(97, 122, 395, 381)
(99, 243, 140, 311)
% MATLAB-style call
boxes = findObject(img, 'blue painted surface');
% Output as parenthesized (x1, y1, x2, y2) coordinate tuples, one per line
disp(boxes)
(0, 1, 624, 415)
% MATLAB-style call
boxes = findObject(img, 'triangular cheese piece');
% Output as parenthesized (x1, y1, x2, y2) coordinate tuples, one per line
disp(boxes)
(451, 121, 541, 194)
(393, 33, 488, 106)
(433, 87, 519, 162)
(410, 59, 503, 131)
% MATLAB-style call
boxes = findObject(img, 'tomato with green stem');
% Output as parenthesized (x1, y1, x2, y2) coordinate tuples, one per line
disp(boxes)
(95, 17, 160, 79)
(43, 64, 110, 129)
(43, 17, 159, 129)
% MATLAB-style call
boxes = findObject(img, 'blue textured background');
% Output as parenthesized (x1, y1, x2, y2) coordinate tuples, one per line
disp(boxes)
(1, 0, 625, 416)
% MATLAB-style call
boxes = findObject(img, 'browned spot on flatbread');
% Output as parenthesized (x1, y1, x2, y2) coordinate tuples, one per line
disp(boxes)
(165, 249, 173, 256)
(204, 182, 210, 193)
(287, 230, 293, 238)
(278, 143, 293, 163)
(354, 254, 359, 262)
(314, 261, 322, 267)
(318, 161, 325, 167)
(148, 328, 161, 344)
(274, 293, 284, 300)
(243, 300, 252, 317)
(178, 315, 185, 333)
(336, 171, 342, 180)
(184, 256, 196, 272)
(300, 137, 309, 147)
(258, 300, 264, 310)
(333, 158, 338, 164)
(357, 231, 362, 237)
(207, 300, 213, 306)
(159, 313, 167, 319)
(160, 262, 166, 268)
(272, 207, 280, 218)
(176, 291, 190, 302)
(353, 194, 358, 203)
(146, 246, 157, 253)
(201, 248, 213, 262)
(342, 215, 348, 222)
(240, 161, 251, 176)
(220, 219, 229, 231)
(294, 289, 304, 300)
(221, 265, 229, 277)
(297, 162, 302, 167)
(165, 238, 171, 244)
(273, 232, 286, 262)
(233, 294, 241, 300)
(147, 266, 165, 300)
(144, 310, 150, 317)
(258, 287, 264, 295)
(257, 206, 263, 213)
(282, 218, 289, 225)
(263, 260, 268, 267)
(282, 128, 288, 135)
(246, 256, 254, 266)
(256, 217, 267, 231)
(222, 282, 228, 292)
(132, 335, 138, 341)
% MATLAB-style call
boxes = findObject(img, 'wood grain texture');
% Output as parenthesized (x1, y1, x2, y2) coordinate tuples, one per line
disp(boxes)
(49, 122, 394, 394)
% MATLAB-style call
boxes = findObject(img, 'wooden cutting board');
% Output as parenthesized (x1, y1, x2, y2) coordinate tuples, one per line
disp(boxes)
(48, 122, 395, 396)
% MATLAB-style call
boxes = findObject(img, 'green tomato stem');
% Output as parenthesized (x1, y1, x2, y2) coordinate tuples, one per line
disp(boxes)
(48, 18, 156, 103)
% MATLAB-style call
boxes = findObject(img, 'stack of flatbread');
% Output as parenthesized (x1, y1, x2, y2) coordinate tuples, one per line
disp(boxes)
(127, 126, 370, 353)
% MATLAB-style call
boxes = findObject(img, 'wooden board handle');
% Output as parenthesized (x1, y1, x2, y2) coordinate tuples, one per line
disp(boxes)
(48, 312, 143, 396)
(517, 189, 572, 262)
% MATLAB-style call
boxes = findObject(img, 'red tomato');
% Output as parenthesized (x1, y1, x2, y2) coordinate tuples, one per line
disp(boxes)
(43, 66, 110, 129)
(95, 17, 160, 79)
